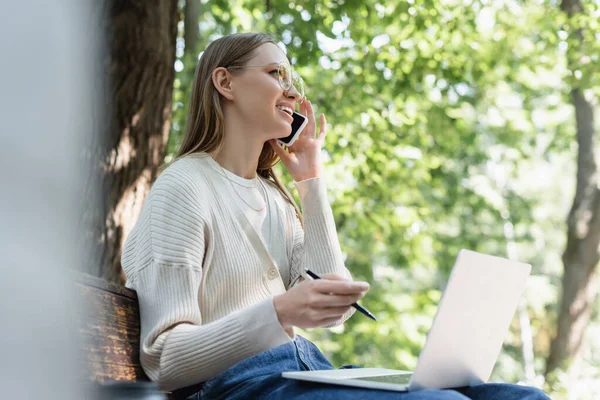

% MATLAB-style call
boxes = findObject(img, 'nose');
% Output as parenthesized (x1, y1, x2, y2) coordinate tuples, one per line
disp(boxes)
(285, 85, 305, 105)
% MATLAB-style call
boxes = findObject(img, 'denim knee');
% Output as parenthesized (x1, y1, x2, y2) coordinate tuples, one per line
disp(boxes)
(461, 383, 550, 400)
(406, 390, 469, 400)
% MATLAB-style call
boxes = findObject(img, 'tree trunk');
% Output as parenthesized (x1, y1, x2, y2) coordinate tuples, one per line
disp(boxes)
(546, 87, 599, 375)
(86, 0, 178, 283)
(184, 0, 201, 57)
(546, 0, 599, 375)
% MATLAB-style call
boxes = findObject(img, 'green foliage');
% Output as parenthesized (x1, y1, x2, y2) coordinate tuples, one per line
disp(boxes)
(168, 0, 600, 397)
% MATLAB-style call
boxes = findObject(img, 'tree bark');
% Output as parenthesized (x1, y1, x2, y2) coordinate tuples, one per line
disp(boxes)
(546, 0, 599, 376)
(546, 88, 599, 375)
(86, 0, 178, 283)
(184, 0, 201, 57)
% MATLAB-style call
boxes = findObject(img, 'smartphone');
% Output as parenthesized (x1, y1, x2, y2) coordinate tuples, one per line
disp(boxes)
(278, 111, 308, 147)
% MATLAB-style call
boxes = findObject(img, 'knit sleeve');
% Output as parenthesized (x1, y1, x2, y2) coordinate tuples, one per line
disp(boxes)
(289, 176, 355, 325)
(122, 170, 291, 391)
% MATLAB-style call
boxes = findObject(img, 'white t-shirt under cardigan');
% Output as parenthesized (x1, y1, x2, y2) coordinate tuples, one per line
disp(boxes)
(121, 153, 354, 391)
(213, 159, 279, 275)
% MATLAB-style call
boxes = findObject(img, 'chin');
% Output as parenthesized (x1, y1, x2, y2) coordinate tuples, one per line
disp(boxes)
(275, 123, 292, 139)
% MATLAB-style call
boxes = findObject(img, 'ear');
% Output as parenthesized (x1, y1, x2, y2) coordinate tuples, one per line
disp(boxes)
(212, 67, 235, 101)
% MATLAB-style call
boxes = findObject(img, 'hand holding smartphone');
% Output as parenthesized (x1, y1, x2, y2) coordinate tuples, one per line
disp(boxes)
(277, 111, 308, 147)
(270, 100, 324, 182)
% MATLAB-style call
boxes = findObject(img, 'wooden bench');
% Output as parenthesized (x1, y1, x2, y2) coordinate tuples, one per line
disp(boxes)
(76, 272, 183, 398)
(75, 272, 150, 384)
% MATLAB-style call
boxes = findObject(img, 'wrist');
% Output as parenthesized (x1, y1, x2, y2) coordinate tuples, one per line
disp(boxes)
(273, 294, 291, 329)
(295, 176, 330, 214)
(294, 175, 319, 183)
(290, 164, 322, 182)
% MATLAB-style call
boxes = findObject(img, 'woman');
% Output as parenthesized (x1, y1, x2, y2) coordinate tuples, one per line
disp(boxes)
(121, 33, 549, 400)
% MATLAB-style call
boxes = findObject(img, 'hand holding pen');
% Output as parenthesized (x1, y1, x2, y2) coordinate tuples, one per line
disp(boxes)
(273, 269, 376, 331)
(304, 269, 377, 321)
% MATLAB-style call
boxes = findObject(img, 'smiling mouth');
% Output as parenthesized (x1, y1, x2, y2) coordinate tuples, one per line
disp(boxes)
(276, 105, 294, 116)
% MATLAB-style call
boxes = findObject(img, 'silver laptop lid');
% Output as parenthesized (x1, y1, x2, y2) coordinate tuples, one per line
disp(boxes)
(409, 249, 531, 391)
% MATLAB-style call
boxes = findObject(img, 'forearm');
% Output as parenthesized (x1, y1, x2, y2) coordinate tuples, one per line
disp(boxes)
(295, 177, 352, 279)
(144, 297, 291, 392)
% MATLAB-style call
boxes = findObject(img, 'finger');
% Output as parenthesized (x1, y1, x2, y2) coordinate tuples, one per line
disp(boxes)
(321, 274, 348, 281)
(317, 306, 352, 320)
(315, 315, 344, 328)
(317, 113, 327, 142)
(312, 293, 366, 307)
(322, 306, 353, 319)
(269, 139, 290, 161)
(312, 279, 370, 295)
(309, 305, 351, 319)
(306, 315, 343, 328)
(305, 100, 316, 137)
(299, 97, 308, 116)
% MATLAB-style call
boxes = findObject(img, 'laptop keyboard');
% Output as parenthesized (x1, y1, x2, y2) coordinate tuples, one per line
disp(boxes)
(350, 374, 413, 385)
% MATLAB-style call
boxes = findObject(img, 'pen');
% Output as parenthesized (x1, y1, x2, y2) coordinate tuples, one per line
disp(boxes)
(304, 268, 377, 321)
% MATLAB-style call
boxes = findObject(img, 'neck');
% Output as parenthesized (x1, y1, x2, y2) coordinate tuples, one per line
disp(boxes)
(210, 111, 265, 179)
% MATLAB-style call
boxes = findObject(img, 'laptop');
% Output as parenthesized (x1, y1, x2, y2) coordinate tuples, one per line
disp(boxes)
(282, 249, 531, 392)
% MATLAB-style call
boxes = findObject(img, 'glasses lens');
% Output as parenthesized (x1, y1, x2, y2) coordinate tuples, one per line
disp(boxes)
(278, 64, 305, 101)
(292, 72, 305, 100)
(278, 63, 292, 91)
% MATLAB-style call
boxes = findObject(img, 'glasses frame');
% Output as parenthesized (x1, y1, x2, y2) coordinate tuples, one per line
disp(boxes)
(227, 61, 305, 103)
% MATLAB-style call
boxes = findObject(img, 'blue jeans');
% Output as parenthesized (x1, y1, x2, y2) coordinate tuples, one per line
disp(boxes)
(172, 336, 550, 400)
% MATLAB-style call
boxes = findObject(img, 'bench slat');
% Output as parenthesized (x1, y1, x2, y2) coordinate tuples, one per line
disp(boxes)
(74, 272, 138, 300)
(75, 275, 149, 383)
(87, 361, 148, 382)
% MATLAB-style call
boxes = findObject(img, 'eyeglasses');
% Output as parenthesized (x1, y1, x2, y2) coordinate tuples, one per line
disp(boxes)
(228, 61, 306, 103)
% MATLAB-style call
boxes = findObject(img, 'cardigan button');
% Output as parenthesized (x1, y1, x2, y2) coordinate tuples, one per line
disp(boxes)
(268, 267, 278, 280)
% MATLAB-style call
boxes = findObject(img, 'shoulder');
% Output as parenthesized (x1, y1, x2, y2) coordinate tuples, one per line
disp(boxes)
(122, 155, 217, 275)
(145, 154, 218, 218)
(152, 154, 219, 198)
(156, 154, 213, 191)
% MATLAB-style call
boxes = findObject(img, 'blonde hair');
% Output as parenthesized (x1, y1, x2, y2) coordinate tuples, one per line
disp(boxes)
(174, 33, 302, 225)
